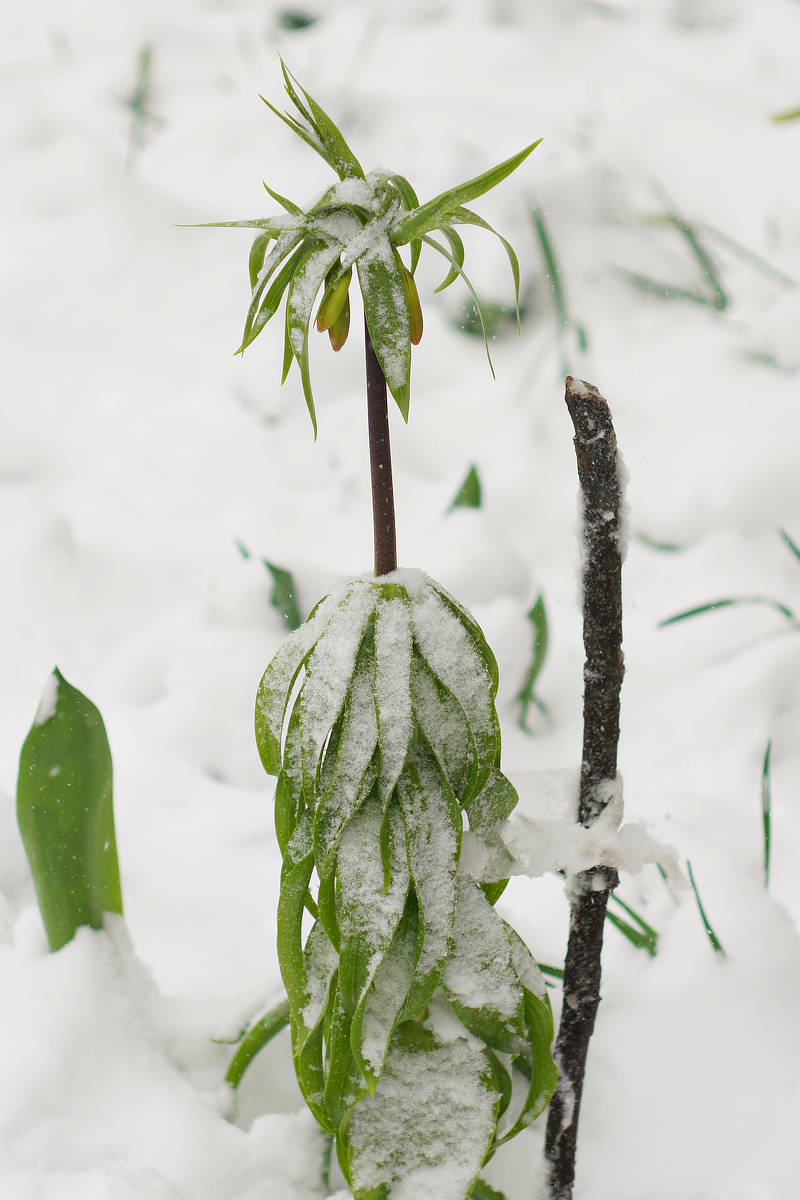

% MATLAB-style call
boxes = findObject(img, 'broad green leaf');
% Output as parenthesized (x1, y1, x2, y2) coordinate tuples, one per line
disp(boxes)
(449, 464, 481, 511)
(357, 251, 411, 420)
(298, 583, 377, 807)
(442, 879, 525, 1055)
(313, 636, 379, 870)
(430, 581, 500, 693)
(225, 997, 291, 1088)
(390, 140, 542, 246)
(17, 669, 122, 952)
(276, 848, 315, 1020)
(410, 649, 477, 803)
(420, 233, 495, 377)
(337, 796, 411, 1013)
(463, 767, 518, 832)
(409, 584, 500, 798)
(347, 1023, 501, 1200)
(373, 594, 414, 803)
(350, 901, 420, 1093)
(254, 583, 346, 775)
(433, 226, 465, 294)
(264, 559, 303, 630)
(397, 740, 461, 1019)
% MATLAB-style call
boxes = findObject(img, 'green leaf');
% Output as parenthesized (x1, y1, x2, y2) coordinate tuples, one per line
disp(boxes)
(449, 207, 523, 327)
(225, 997, 291, 1088)
(286, 241, 345, 434)
(357, 251, 412, 420)
(517, 592, 549, 734)
(254, 584, 346, 776)
(17, 669, 122, 952)
(263, 180, 304, 215)
(275, 60, 366, 182)
(658, 596, 799, 628)
(249, 232, 273, 289)
(420, 233, 495, 378)
(294, 1020, 334, 1133)
(347, 1023, 502, 1200)
(433, 226, 466, 294)
(264, 559, 303, 630)
(238, 229, 306, 352)
(337, 796, 411, 1014)
(238, 241, 307, 354)
(397, 740, 461, 1019)
(373, 593, 414, 803)
(410, 647, 477, 803)
(323, 981, 368, 1132)
(780, 527, 800, 565)
(443, 879, 526, 1054)
(762, 738, 772, 889)
(390, 140, 542, 245)
(687, 860, 726, 956)
(464, 767, 518, 831)
(449, 464, 482, 510)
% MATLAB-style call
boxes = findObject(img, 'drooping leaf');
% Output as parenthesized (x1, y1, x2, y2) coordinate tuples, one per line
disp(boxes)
(286, 240, 345, 433)
(448, 207, 523, 327)
(432, 226, 466, 294)
(238, 241, 307, 354)
(463, 767, 518, 831)
(373, 593, 414, 802)
(17, 669, 122, 952)
(420, 233, 495, 377)
(410, 648, 477, 803)
(226, 997, 291, 1088)
(357, 250, 412, 420)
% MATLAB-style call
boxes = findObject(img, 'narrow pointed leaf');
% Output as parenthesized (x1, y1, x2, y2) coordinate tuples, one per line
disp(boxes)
(373, 594, 414, 803)
(226, 998, 291, 1088)
(410, 648, 477, 803)
(238, 241, 307, 354)
(420, 234, 495, 377)
(449, 464, 481, 510)
(433, 226, 465, 293)
(263, 180, 304, 215)
(390, 140, 542, 245)
(357, 251, 412, 420)
(17, 669, 122, 952)
(449, 206, 523, 325)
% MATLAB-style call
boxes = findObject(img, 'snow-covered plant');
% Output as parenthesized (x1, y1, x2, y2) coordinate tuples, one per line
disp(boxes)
(208, 66, 557, 1200)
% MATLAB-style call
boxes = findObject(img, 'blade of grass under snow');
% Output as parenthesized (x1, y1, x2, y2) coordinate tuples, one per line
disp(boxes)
(687, 860, 726, 956)
(762, 739, 772, 889)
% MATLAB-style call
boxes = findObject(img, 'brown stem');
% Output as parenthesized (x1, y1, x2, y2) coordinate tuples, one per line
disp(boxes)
(364, 316, 398, 577)
(545, 376, 625, 1200)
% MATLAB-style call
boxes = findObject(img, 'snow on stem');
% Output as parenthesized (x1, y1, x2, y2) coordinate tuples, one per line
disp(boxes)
(545, 377, 625, 1200)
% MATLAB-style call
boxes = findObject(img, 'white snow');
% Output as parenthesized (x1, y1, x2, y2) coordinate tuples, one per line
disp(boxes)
(33, 671, 60, 726)
(1, 2, 800, 1199)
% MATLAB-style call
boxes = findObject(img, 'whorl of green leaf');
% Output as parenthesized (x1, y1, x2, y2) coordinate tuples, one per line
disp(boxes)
(255, 570, 558, 1200)
(197, 67, 540, 434)
(17, 669, 123, 952)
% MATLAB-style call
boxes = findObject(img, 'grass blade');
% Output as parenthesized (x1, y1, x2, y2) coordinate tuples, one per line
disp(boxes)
(448, 464, 481, 511)
(607, 894, 658, 955)
(264, 560, 304, 630)
(225, 997, 291, 1088)
(517, 593, 549, 734)
(762, 739, 772, 889)
(771, 106, 800, 123)
(687, 860, 726, 956)
(779, 527, 800, 565)
(659, 595, 799, 628)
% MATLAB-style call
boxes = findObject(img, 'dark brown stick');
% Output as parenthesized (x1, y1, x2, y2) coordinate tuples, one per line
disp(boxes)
(364, 316, 397, 577)
(544, 376, 625, 1200)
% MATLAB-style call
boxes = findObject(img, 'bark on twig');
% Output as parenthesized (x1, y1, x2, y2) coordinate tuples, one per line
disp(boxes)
(545, 376, 625, 1200)
(364, 317, 397, 577)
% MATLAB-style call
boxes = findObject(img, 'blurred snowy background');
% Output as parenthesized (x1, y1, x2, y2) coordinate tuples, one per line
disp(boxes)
(1, 1, 800, 1197)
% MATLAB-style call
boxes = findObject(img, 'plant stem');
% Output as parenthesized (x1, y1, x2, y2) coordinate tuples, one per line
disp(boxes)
(365, 316, 398, 577)
(545, 376, 625, 1200)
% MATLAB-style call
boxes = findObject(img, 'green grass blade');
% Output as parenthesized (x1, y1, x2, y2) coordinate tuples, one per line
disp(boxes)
(420, 233, 495, 378)
(531, 205, 569, 329)
(391, 139, 542, 245)
(17, 669, 123, 952)
(225, 997, 291, 1088)
(517, 593, 549, 735)
(538, 963, 564, 981)
(772, 106, 800, 122)
(779, 527, 800, 564)
(659, 595, 799, 628)
(636, 533, 684, 552)
(264, 560, 304, 630)
(449, 464, 481, 511)
(608, 894, 658, 955)
(762, 739, 772, 889)
(686, 860, 726, 956)
(611, 268, 717, 307)
(698, 224, 796, 290)
(605, 910, 657, 956)
(668, 215, 728, 310)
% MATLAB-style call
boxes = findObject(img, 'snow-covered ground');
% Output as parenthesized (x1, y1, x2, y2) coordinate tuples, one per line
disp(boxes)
(1, 1, 800, 1196)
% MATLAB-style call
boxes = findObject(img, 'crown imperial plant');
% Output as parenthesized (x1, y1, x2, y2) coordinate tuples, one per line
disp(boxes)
(204, 64, 556, 1200)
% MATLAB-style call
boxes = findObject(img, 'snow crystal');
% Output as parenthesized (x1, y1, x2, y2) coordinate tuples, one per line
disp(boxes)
(374, 596, 413, 801)
(337, 798, 410, 970)
(34, 671, 60, 725)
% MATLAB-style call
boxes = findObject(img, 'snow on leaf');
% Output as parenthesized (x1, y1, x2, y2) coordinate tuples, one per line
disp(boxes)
(374, 594, 414, 803)
(347, 1024, 500, 1200)
(357, 249, 411, 417)
(409, 648, 476, 802)
(314, 632, 380, 873)
(337, 795, 411, 1012)
(298, 583, 377, 804)
(301, 920, 339, 1033)
(397, 741, 461, 1019)
(442, 878, 525, 1055)
(255, 583, 348, 775)
(464, 767, 518, 831)
(351, 903, 419, 1090)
